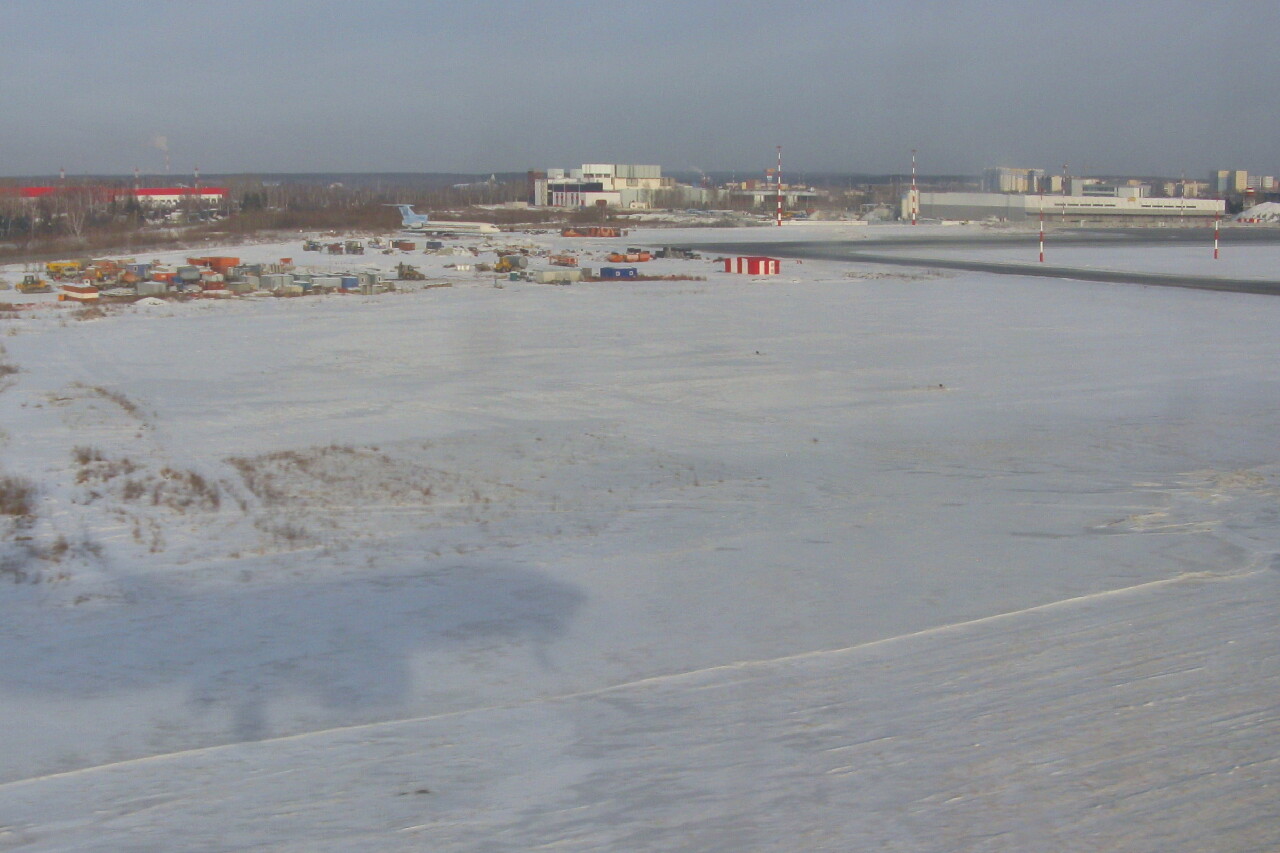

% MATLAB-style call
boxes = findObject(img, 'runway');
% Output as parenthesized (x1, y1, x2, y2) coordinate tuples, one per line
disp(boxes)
(686, 227, 1280, 294)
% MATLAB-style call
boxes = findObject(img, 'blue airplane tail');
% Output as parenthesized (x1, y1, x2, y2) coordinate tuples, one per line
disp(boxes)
(392, 204, 429, 227)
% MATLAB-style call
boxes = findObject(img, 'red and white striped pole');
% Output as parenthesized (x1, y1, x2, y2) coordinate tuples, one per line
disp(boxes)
(910, 149, 918, 226)
(775, 145, 783, 226)
(1214, 214, 1220, 260)
(1038, 192, 1045, 262)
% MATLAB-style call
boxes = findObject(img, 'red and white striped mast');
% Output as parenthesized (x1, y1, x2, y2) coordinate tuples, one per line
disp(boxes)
(910, 149, 918, 225)
(775, 145, 783, 226)
(1038, 189, 1046, 263)
(1214, 212, 1220, 260)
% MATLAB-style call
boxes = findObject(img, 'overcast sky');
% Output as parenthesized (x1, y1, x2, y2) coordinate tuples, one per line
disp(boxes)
(3, 0, 1278, 179)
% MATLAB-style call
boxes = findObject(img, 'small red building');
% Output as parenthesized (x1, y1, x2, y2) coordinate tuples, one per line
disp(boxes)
(723, 256, 781, 275)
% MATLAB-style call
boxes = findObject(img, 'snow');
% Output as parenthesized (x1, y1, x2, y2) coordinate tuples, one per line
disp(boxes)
(1236, 201, 1280, 222)
(1, 224, 1278, 849)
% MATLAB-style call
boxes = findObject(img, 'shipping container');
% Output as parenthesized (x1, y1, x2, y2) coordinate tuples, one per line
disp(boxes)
(534, 268, 582, 283)
(260, 273, 294, 290)
(598, 267, 638, 279)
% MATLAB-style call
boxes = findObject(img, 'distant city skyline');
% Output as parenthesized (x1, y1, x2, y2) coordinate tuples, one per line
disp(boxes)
(3, 0, 1279, 178)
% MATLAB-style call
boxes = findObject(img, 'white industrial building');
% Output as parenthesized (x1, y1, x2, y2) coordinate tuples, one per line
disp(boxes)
(902, 190, 1225, 223)
(529, 164, 707, 209)
(719, 183, 820, 209)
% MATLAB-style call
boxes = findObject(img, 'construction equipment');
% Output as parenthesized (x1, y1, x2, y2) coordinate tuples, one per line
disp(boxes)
(344, 240, 365, 255)
(561, 226, 626, 238)
(550, 254, 578, 267)
(45, 261, 83, 279)
(396, 262, 426, 281)
(18, 274, 52, 293)
(303, 239, 323, 252)
(606, 250, 652, 263)
(493, 255, 528, 273)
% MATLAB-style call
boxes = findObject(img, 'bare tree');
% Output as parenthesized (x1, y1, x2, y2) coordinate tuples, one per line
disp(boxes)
(58, 186, 96, 242)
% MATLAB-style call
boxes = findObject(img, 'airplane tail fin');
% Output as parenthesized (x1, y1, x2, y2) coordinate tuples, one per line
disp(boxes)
(392, 204, 428, 226)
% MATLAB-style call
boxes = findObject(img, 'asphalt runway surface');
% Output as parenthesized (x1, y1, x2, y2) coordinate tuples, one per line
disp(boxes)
(685, 227, 1280, 295)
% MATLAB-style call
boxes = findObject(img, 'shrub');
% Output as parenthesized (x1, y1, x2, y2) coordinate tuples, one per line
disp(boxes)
(0, 475, 36, 516)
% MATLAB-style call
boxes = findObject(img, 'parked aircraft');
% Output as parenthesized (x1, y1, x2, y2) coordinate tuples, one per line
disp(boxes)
(392, 204, 500, 235)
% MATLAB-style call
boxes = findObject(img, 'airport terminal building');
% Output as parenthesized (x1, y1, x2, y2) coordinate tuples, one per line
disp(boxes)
(903, 190, 1225, 223)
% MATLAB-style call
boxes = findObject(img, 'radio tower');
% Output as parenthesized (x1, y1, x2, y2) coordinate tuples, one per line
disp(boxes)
(910, 149, 918, 226)
(776, 145, 783, 226)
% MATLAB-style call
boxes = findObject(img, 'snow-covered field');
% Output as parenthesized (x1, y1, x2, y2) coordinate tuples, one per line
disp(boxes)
(1, 225, 1278, 850)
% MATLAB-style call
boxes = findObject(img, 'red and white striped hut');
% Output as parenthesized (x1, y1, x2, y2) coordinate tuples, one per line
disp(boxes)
(723, 256, 781, 275)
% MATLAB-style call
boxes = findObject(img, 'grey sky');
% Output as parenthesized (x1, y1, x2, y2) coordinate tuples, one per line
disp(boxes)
(3, 0, 1278, 178)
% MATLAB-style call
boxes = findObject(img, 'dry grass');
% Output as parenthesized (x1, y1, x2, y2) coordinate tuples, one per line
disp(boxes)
(0, 534, 103, 584)
(230, 445, 377, 503)
(72, 445, 103, 466)
(72, 446, 141, 484)
(262, 521, 312, 548)
(0, 342, 17, 379)
(152, 467, 221, 512)
(71, 305, 109, 321)
(74, 447, 220, 514)
(0, 475, 36, 517)
(71, 383, 144, 420)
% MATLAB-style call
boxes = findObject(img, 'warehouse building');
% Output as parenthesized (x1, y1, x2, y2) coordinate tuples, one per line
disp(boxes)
(529, 164, 707, 209)
(901, 190, 1225, 223)
(718, 181, 820, 209)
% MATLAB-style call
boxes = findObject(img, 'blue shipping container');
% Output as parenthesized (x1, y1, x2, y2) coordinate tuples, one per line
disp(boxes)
(340, 276, 358, 289)
(600, 267, 638, 279)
